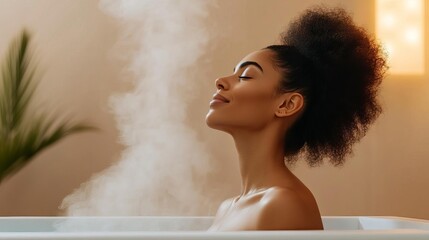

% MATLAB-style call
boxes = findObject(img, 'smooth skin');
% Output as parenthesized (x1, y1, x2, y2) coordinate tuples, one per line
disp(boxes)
(205, 49, 323, 231)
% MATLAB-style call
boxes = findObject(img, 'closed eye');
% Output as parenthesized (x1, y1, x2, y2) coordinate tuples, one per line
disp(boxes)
(239, 76, 252, 80)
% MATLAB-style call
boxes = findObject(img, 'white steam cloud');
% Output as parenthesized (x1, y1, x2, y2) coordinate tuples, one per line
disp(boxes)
(60, 0, 216, 216)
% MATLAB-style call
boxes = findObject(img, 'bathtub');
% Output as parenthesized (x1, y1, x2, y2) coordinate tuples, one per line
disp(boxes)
(1, 216, 429, 239)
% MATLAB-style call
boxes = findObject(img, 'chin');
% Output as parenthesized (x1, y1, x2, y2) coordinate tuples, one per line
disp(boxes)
(205, 113, 230, 133)
(205, 113, 219, 129)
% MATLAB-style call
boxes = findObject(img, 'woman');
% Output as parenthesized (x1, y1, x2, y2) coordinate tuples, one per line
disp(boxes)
(205, 6, 387, 231)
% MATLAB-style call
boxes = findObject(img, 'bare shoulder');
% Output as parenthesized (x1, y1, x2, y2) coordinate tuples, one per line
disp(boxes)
(212, 197, 234, 218)
(219, 198, 234, 211)
(256, 187, 323, 230)
(209, 197, 235, 231)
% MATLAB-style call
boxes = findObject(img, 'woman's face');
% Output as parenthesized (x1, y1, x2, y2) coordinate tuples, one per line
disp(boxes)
(206, 49, 285, 134)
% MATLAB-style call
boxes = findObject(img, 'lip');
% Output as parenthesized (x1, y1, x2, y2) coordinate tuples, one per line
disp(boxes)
(212, 93, 230, 103)
(209, 93, 230, 107)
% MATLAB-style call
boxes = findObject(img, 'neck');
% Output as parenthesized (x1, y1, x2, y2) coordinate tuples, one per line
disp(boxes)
(230, 124, 294, 196)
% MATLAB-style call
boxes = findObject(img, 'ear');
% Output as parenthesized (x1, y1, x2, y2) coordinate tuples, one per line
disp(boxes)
(274, 93, 304, 118)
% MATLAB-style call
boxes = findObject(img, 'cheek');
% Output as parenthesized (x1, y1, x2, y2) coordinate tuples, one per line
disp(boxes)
(235, 85, 274, 112)
(227, 86, 276, 127)
(205, 84, 277, 132)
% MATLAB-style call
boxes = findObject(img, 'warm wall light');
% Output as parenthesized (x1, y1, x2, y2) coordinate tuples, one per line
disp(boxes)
(376, 0, 426, 75)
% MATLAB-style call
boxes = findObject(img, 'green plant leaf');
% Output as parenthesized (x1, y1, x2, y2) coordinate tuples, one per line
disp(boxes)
(0, 30, 96, 184)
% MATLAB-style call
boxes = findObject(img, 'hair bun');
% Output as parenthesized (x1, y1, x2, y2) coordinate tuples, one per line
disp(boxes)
(283, 7, 357, 63)
(278, 7, 387, 166)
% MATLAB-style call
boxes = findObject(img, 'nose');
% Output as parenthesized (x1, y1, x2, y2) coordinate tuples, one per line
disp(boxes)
(215, 77, 229, 90)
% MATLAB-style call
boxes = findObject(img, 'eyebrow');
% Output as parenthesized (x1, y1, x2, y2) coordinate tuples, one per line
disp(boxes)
(233, 61, 264, 73)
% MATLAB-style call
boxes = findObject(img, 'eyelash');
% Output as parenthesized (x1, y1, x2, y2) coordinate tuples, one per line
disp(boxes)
(239, 76, 252, 80)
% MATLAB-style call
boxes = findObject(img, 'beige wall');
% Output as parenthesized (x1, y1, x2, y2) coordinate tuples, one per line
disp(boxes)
(0, 0, 129, 215)
(1, 0, 429, 220)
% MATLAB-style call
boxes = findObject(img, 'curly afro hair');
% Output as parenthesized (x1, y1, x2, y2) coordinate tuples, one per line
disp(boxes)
(266, 7, 387, 166)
